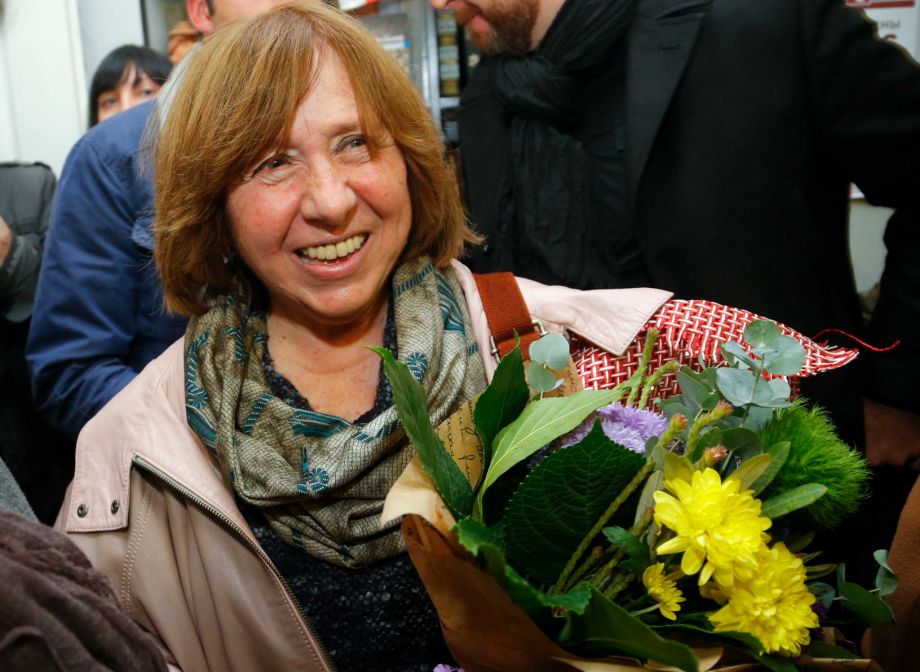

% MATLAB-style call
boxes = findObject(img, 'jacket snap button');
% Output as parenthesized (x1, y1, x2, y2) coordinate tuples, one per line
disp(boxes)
(76, 504, 88, 517)
(111, 499, 120, 514)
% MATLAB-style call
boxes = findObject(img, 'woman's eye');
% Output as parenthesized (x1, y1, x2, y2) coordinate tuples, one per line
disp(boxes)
(342, 135, 368, 151)
(99, 95, 117, 108)
(255, 156, 289, 173)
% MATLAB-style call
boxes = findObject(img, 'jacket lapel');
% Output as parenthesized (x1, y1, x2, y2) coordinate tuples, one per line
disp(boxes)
(626, 0, 712, 195)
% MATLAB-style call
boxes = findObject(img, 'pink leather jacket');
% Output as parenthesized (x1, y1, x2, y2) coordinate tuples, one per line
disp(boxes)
(55, 262, 670, 671)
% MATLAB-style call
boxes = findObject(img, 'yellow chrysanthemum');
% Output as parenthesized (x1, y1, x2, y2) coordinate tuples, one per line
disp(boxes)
(642, 563, 685, 620)
(653, 468, 771, 587)
(708, 543, 818, 657)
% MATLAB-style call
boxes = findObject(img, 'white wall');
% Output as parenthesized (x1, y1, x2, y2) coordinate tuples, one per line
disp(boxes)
(0, 0, 86, 176)
(849, 201, 890, 293)
(77, 0, 144, 86)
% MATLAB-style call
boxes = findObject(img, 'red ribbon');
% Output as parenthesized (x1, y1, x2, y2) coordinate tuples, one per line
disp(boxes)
(811, 328, 901, 353)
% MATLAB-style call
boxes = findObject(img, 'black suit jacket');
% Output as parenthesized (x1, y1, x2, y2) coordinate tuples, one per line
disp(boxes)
(458, 0, 920, 425)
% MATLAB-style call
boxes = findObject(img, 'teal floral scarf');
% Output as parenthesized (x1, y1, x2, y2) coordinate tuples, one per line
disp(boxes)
(183, 258, 487, 567)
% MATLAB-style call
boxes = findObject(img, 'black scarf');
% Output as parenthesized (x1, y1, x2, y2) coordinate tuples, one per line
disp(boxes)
(463, 0, 638, 287)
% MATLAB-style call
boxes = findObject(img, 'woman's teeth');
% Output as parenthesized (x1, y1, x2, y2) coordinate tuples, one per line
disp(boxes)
(299, 234, 366, 262)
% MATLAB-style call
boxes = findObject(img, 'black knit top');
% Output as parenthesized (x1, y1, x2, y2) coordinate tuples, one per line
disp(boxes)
(238, 305, 453, 671)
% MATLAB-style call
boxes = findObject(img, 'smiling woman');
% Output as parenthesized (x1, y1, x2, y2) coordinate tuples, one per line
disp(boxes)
(63, 3, 483, 670)
(53, 4, 682, 670)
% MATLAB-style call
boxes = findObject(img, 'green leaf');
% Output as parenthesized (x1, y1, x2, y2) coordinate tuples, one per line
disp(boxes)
(454, 517, 507, 584)
(839, 580, 895, 625)
(473, 345, 528, 466)
(755, 655, 800, 672)
(453, 518, 591, 620)
(602, 526, 652, 574)
(749, 441, 789, 494)
(529, 333, 570, 371)
(805, 641, 857, 660)
(744, 320, 781, 348)
(767, 378, 791, 401)
(762, 335, 806, 376)
(721, 341, 759, 370)
(558, 586, 699, 672)
(741, 405, 775, 431)
(719, 427, 763, 458)
(506, 564, 592, 618)
(635, 470, 664, 530)
(805, 563, 837, 580)
(373, 347, 473, 517)
(479, 388, 622, 501)
(503, 423, 645, 584)
(785, 531, 815, 554)
(874, 549, 899, 598)
(716, 367, 758, 406)
(809, 581, 835, 610)
(760, 483, 828, 520)
(526, 363, 561, 395)
(663, 452, 694, 483)
(729, 453, 772, 491)
(455, 516, 505, 554)
(656, 622, 764, 654)
(676, 369, 711, 410)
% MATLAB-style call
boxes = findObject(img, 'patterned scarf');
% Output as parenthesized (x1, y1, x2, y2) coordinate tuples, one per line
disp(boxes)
(184, 258, 486, 567)
(462, 0, 638, 288)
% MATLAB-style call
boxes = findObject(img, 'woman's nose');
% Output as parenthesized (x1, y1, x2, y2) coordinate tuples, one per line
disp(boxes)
(299, 162, 357, 227)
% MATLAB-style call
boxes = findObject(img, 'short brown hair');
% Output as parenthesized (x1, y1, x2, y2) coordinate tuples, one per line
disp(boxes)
(154, 1, 476, 316)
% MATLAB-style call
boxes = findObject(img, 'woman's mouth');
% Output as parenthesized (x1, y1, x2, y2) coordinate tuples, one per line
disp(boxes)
(296, 233, 367, 264)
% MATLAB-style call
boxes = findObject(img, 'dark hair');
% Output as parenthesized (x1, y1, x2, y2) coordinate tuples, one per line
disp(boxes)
(89, 45, 172, 127)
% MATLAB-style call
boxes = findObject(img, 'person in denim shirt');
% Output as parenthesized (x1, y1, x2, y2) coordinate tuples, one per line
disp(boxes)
(26, 103, 186, 438)
(26, 0, 291, 438)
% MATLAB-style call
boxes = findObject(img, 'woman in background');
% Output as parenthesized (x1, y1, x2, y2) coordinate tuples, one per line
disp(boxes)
(88, 45, 172, 127)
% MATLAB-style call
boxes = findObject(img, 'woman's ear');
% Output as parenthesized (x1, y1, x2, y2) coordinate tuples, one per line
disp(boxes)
(186, 0, 216, 36)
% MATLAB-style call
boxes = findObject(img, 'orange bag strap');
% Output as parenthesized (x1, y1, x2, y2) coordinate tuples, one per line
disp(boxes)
(472, 272, 545, 363)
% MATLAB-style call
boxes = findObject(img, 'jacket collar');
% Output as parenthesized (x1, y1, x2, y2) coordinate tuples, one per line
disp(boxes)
(626, 0, 713, 195)
(64, 339, 244, 535)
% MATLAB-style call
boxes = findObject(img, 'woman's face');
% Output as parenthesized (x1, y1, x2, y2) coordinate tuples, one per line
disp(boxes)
(96, 64, 162, 124)
(225, 53, 412, 333)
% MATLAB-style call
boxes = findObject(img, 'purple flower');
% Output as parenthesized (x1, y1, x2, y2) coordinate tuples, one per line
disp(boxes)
(562, 403, 667, 454)
(433, 666, 463, 672)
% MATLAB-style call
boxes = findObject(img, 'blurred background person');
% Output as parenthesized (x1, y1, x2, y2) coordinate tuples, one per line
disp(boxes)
(167, 20, 199, 65)
(27, 0, 290, 443)
(89, 45, 172, 127)
(0, 161, 69, 524)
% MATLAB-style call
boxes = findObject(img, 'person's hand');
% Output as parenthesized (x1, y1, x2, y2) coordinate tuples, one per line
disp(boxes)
(0, 216, 11, 265)
(864, 397, 920, 469)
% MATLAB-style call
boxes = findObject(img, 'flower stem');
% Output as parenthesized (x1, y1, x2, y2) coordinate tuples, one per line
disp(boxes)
(630, 604, 660, 617)
(588, 549, 625, 591)
(638, 360, 679, 409)
(626, 330, 659, 407)
(566, 545, 611, 588)
(603, 571, 634, 601)
(686, 401, 734, 461)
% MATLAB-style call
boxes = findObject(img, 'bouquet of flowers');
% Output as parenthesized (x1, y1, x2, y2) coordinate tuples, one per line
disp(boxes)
(376, 315, 897, 672)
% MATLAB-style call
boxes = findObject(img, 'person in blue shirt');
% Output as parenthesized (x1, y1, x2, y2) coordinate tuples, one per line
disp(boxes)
(27, 102, 185, 438)
(27, 0, 290, 438)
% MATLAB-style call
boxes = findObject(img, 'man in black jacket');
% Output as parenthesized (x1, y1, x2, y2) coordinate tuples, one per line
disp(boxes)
(433, 0, 920, 573)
